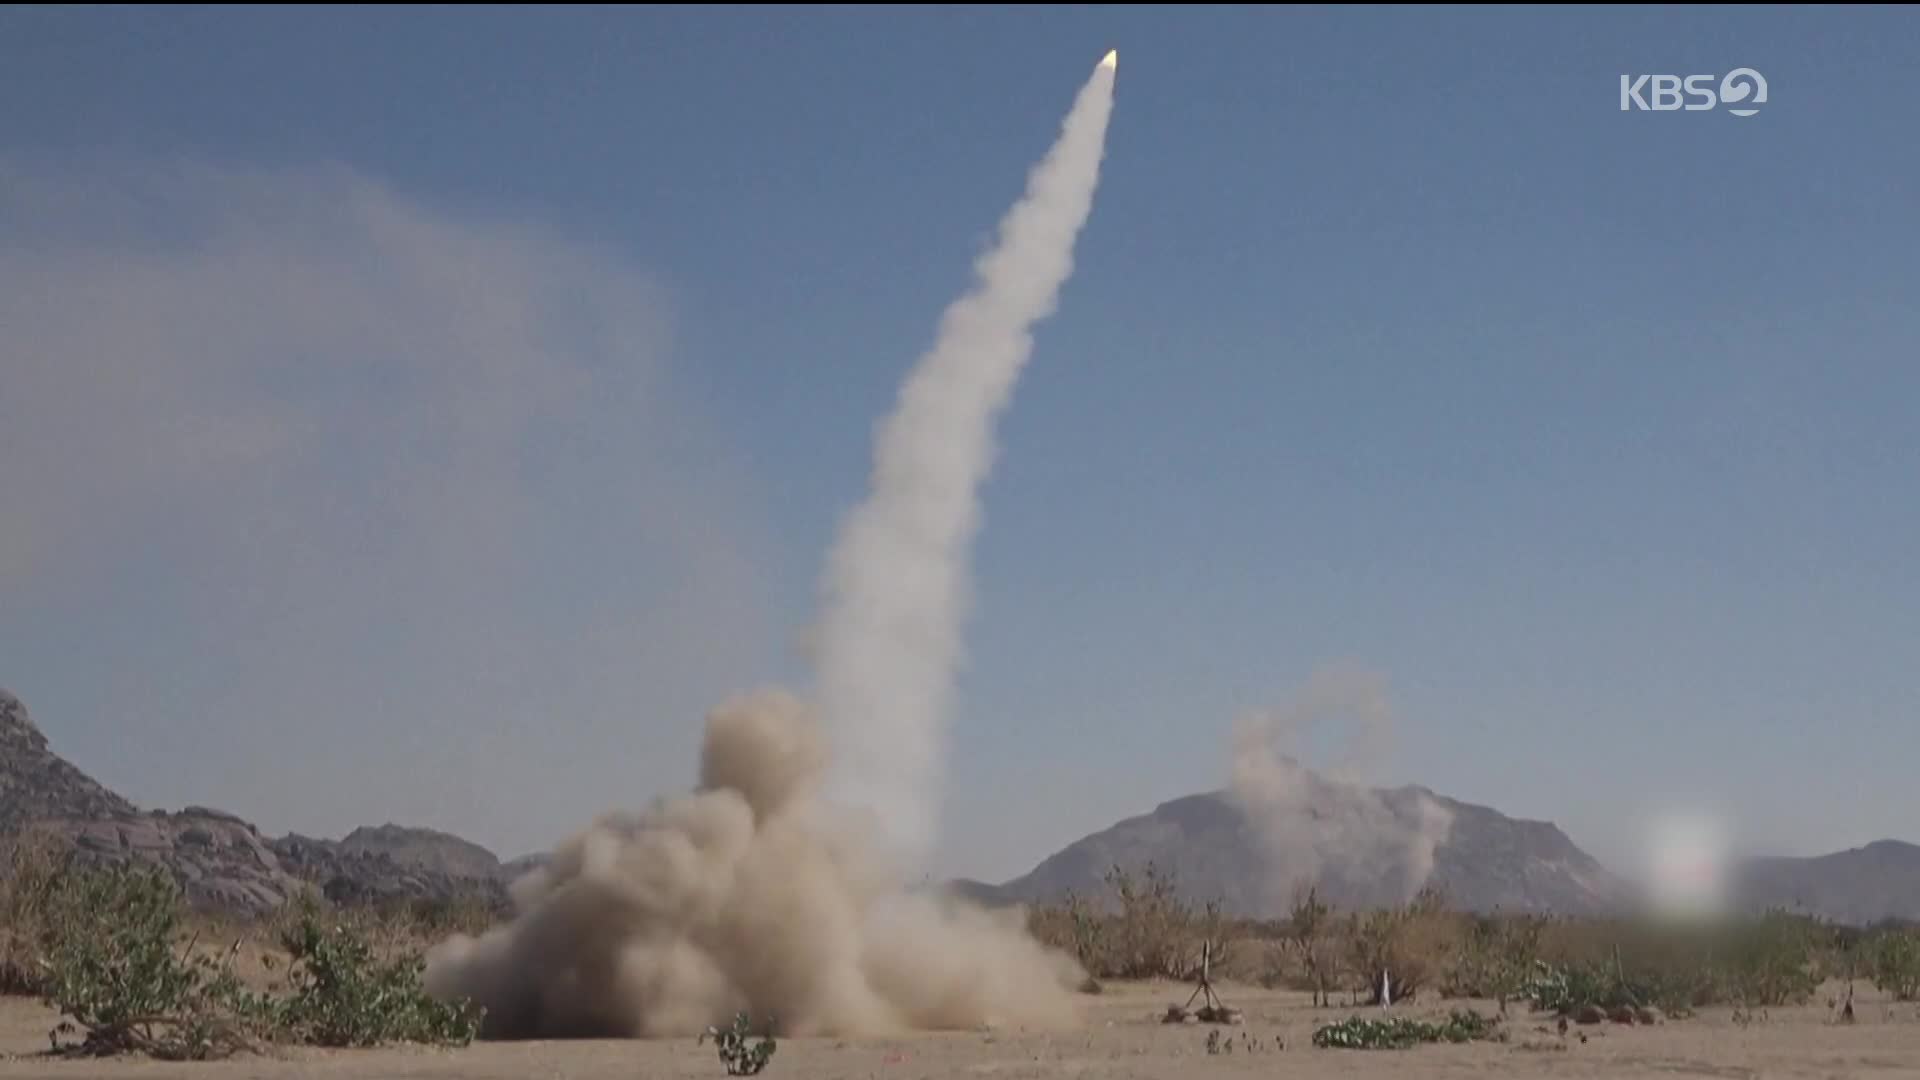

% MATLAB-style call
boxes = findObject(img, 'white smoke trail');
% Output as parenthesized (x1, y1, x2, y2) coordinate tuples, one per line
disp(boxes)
(813, 53, 1119, 861)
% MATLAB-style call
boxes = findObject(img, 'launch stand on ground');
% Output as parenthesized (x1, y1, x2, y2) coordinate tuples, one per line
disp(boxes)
(1164, 941, 1242, 1026)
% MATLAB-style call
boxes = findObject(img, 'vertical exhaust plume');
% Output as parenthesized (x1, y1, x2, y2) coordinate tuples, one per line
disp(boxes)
(813, 53, 1119, 861)
(422, 52, 1121, 1040)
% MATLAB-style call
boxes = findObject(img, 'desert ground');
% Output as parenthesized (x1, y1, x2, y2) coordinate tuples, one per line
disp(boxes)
(2, 979, 1915, 1080)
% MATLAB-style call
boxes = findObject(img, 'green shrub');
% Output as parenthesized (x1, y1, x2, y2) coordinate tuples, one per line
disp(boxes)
(34, 862, 261, 1060)
(1444, 912, 1544, 1009)
(1870, 928, 1920, 1002)
(1312, 1009, 1499, 1050)
(701, 1012, 776, 1075)
(1715, 911, 1819, 1008)
(1522, 951, 1707, 1018)
(262, 899, 483, 1048)
(32, 862, 481, 1060)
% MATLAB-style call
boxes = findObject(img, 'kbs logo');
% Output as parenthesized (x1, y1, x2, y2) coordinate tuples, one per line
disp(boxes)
(1620, 68, 1768, 117)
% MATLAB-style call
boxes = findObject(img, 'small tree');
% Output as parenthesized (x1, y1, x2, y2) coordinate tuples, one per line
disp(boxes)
(1446, 912, 1543, 1014)
(1871, 928, 1920, 1002)
(1103, 863, 1191, 980)
(1717, 911, 1819, 1008)
(1286, 886, 1333, 1007)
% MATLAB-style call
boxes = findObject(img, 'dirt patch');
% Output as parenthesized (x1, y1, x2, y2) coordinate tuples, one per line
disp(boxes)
(3, 980, 1918, 1079)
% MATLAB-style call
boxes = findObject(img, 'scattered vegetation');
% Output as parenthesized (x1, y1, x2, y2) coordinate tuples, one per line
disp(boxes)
(260, 897, 484, 1048)
(1029, 863, 1215, 981)
(1204, 1028, 1281, 1054)
(701, 1012, 777, 1076)
(1443, 911, 1544, 1012)
(0, 830, 69, 995)
(369, 894, 500, 941)
(1715, 910, 1821, 1008)
(1274, 886, 1336, 1005)
(1523, 955, 1701, 1019)
(1869, 926, 1920, 1002)
(22, 857, 482, 1060)
(7, 844, 1896, 1064)
(1312, 1009, 1500, 1050)
(35, 862, 260, 1059)
(1343, 885, 1450, 1004)
(1024, 864, 1857, 1024)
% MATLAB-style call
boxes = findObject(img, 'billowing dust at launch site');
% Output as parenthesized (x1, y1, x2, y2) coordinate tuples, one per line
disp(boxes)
(423, 53, 1119, 1039)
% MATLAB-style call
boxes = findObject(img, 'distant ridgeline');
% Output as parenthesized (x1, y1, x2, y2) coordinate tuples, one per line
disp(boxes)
(0, 687, 518, 915)
(7, 686, 1920, 924)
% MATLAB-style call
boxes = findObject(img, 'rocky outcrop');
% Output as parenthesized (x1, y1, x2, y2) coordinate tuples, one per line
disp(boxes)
(270, 832, 507, 910)
(44, 807, 304, 913)
(1, 687, 505, 915)
(0, 688, 137, 829)
(336, 824, 502, 882)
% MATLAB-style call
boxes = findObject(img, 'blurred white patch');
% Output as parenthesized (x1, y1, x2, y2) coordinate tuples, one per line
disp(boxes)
(1643, 810, 1732, 922)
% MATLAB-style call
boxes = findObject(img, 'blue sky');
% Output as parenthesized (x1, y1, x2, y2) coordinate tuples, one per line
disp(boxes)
(2, 7, 1915, 882)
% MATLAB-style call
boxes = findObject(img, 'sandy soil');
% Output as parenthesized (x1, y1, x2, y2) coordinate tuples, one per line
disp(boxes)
(1, 980, 1915, 1080)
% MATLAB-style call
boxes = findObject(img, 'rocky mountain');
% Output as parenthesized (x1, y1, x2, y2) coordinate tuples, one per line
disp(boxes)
(0, 688, 509, 914)
(975, 781, 1630, 918)
(0, 688, 138, 828)
(1733, 840, 1920, 926)
(31, 805, 306, 913)
(335, 824, 503, 882)
(269, 831, 508, 910)
(499, 853, 550, 883)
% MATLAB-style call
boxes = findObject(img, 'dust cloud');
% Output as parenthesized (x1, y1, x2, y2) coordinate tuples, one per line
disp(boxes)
(1228, 666, 1455, 910)
(424, 691, 1084, 1038)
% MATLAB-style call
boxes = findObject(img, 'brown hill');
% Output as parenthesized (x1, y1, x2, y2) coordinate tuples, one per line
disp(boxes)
(978, 780, 1629, 917)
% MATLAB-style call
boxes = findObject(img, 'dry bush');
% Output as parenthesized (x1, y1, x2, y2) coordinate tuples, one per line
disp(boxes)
(1269, 887, 1340, 1004)
(1534, 914, 1614, 971)
(1714, 910, 1821, 1008)
(0, 828, 74, 994)
(1443, 911, 1545, 1011)
(1094, 863, 1196, 979)
(1869, 926, 1920, 1002)
(1025, 863, 1226, 982)
(1025, 890, 1109, 989)
(1033, 876, 1841, 1021)
(1341, 886, 1451, 1004)
(388, 894, 499, 941)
